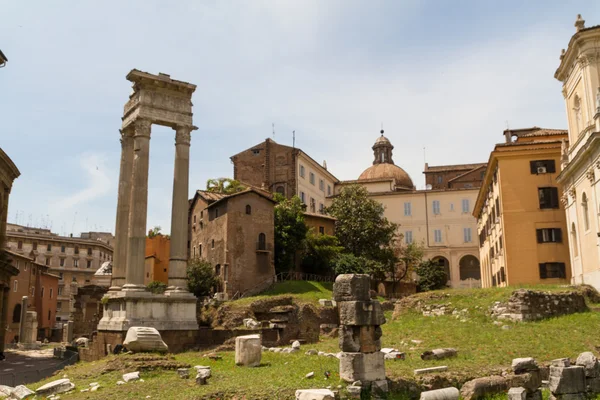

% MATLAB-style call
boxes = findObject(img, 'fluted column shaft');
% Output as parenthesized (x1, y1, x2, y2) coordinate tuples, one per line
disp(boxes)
(167, 126, 193, 291)
(110, 128, 134, 290)
(123, 119, 152, 290)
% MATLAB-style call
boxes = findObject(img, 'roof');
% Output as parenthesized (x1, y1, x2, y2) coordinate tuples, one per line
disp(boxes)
(504, 127, 568, 138)
(358, 163, 414, 189)
(424, 162, 487, 173)
(555, 20, 600, 80)
(448, 164, 487, 183)
(303, 212, 337, 221)
(207, 187, 276, 209)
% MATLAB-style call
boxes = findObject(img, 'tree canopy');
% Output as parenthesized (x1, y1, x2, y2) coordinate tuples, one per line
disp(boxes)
(187, 258, 219, 297)
(206, 178, 246, 194)
(274, 194, 308, 273)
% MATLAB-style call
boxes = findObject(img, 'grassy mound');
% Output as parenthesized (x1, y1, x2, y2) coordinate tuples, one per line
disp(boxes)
(231, 280, 333, 307)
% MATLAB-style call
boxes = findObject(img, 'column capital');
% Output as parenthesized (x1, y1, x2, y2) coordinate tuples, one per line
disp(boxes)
(133, 119, 152, 138)
(174, 125, 195, 146)
(119, 127, 134, 145)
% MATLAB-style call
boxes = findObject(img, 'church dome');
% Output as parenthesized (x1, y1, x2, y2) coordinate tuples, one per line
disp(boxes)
(357, 130, 414, 190)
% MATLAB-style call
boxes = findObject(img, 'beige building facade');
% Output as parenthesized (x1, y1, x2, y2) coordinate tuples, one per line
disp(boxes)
(555, 16, 600, 289)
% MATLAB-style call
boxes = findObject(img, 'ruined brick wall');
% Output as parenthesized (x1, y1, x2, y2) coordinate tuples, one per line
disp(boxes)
(491, 289, 588, 321)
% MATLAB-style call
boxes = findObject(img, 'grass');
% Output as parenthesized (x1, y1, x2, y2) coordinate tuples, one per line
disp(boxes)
(27, 284, 600, 399)
(230, 280, 333, 307)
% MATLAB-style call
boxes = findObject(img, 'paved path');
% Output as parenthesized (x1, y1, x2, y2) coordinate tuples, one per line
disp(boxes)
(0, 351, 66, 386)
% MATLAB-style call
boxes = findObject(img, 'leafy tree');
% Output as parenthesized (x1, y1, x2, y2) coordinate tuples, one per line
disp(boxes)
(274, 194, 308, 273)
(147, 226, 162, 238)
(327, 185, 399, 266)
(300, 230, 343, 276)
(187, 258, 219, 297)
(206, 178, 246, 194)
(416, 259, 448, 292)
(146, 280, 167, 294)
(331, 253, 375, 275)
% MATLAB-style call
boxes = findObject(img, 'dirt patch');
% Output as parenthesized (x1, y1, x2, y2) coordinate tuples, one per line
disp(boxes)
(212, 305, 254, 329)
(103, 354, 191, 374)
(249, 296, 294, 313)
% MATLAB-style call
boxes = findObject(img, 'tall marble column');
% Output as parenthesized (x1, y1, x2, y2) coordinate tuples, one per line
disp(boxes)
(110, 128, 134, 290)
(123, 119, 152, 291)
(167, 126, 193, 292)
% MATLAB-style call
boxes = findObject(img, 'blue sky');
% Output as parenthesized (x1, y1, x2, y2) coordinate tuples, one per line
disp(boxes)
(1, 1, 598, 235)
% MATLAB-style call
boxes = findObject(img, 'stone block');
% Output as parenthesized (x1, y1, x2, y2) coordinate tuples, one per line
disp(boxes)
(586, 377, 600, 393)
(235, 334, 262, 367)
(508, 387, 527, 400)
(196, 368, 211, 385)
(338, 301, 385, 326)
(295, 389, 336, 400)
(339, 325, 382, 353)
(509, 370, 542, 393)
(339, 352, 386, 382)
(421, 348, 458, 361)
(122, 371, 140, 382)
(512, 358, 539, 374)
(10, 385, 35, 399)
(415, 366, 448, 375)
(35, 379, 74, 396)
(333, 274, 371, 302)
(0, 386, 12, 397)
(420, 387, 460, 400)
(177, 368, 190, 379)
(575, 352, 599, 377)
(460, 376, 508, 400)
(123, 327, 168, 353)
(319, 299, 335, 307)
(372, 379, 389, 395)
(552, 359, 571, 367)
(549, 366, 586, 394)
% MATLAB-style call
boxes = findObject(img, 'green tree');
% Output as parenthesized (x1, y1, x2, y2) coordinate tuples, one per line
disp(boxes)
(331, 253, 377, 275)
(146, 280, 167, 294)
(300, 230, 343, 276)
(274, 194, 308, 273)
(327, 185, 399, 266)
(416, 259, 448, 292)
(206, 178, 246, 194)
(187, 258, 219, 297)
(147, 226, 162, 238)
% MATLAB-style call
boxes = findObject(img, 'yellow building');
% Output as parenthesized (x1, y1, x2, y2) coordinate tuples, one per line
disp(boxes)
(555, 15, 600, 289)
(474, 127, 571, 288)
(332, 131, 483, 289)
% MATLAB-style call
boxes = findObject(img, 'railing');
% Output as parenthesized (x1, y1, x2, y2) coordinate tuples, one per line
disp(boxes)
(0, 349, 79, 387)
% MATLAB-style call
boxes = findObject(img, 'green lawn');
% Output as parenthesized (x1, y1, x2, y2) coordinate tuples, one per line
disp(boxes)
(28, 285, 600, 399)
(231, 280, 333, 307)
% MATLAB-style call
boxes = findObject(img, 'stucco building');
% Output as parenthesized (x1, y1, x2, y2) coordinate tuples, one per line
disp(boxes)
(5, 224, 113, 321)
(144, 234, 170, 285)
(555, 16, 600, 289)
(333, 131, 483, 289)
(474, 127, 571, 288)
(188, 187, 276, 297)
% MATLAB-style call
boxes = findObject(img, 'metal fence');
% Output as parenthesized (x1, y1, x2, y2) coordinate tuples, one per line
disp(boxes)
(0, 349, 79, 387)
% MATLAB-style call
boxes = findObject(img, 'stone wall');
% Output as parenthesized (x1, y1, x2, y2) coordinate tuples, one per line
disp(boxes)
(491, 289, 587, 321)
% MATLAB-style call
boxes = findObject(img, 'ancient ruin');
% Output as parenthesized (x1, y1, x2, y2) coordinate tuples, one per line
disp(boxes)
(97, 70, 198, 341)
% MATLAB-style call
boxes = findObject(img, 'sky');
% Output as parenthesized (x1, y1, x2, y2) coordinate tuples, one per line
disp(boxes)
(1, 1, 598, 236)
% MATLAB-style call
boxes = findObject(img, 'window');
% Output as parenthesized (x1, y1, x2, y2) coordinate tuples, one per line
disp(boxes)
(215, 208, 219, 218)
(60, 258, 64, 267)
(13, 280, 17, 292)
(536, 228, 562, 243)
(276, 186, 285, 195)
(327, 185, 332, 196)
(252, 149, 260, 155)
(57, 302, 62, 311)
(73, 259, 79, 268)
(319, 179, 324, 191)
(58, 287, 63, 296)
(404, 202, 411, 216)
(258, 233, 266, 250)
(47, 244, 52, 252)
(530, 160, 556, 174)
(211, 240, 215, 249)
(50, 288, 53, 299)
(539, 262, 566, 279)
(582, 193, 590, 231)
(32, 242, 37, 251)
(48, 310, 51, 321)
(432, 200, 440, 215)
(17, 241, 22, 250)
(200, 211, 203, 219)
(193, 215, 196, 223)
(300, 192, 305, 204)
(199, 244, 202, 256)
(61, 245, 65, 253)
(30, 287, 34, 296)
(87, 248, 92, 256)
(87, 260, 92, 268)
(310, 198, 316, 213)
(319, 226, 325, 234)
(74, 246, 79, 254)
(463, 228, 472, 242)
(15, 261, 19, 270)
(193, 246, 196, 257)
(24, 263, 27, 271)
(319, 203, 324, 214)
(215, 264, 221, 275)
(495, 198, 500, 215)
(309, 172, 315, 185)
(224, 265, 228, 281)
(437, 176, 442, 184)
(405, 231, 413, 244)
(434, 229, 442, 243)
(45, 257, 50, 266)
(246, 205, 252, 215)
(300, 165, 305, 178)
(41, 287, 44, 298)
(538, 187, 559, 209)
(462, 199, 470, 213)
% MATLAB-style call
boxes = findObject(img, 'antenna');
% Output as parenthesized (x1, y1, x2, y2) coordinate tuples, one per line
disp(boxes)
(293, 130, 296, 148)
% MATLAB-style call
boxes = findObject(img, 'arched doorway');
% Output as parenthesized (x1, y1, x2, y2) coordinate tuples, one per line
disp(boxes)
(432, 256, 450, 282)
(459, 255, 481, 280)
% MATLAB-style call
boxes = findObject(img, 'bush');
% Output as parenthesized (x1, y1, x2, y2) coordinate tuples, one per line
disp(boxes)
(416, 260, 448, 292)
(187, 258, 219, 297)
(146, 281, 167, 294)
(332, 253, 373, 275)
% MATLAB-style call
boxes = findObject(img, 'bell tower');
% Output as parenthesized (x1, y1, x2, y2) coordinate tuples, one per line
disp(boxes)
(372, 130, 394, 165)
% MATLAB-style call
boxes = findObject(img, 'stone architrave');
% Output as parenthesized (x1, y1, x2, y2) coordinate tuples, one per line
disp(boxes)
(235, 334, 262, 367)
(123, 327, 168, 353)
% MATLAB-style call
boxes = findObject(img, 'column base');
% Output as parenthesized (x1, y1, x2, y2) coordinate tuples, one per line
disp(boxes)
(97, 290, 198, 332)
(122, 284, 147, 292)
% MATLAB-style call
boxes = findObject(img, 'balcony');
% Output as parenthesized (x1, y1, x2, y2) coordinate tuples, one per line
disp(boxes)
(256, 242, 272, 253)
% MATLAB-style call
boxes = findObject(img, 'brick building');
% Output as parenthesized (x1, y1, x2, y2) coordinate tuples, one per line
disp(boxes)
(5, 224, 113, 322)
(424, 163, 487, 190)
(188, 187, 276, 297)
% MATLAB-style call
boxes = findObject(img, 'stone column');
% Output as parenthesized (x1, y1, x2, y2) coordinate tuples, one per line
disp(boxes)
(18, 296, 27, 343)
(0, 286, 8, 354)
(167, 126, 193, 292)
(110, 128, 134, 290)
(123, 119, 152, 291)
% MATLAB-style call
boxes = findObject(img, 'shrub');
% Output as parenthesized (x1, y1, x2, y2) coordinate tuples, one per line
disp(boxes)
(147, 281, 167, 294)
(187, 258, 219, 297)
(416, 260, 448, 292)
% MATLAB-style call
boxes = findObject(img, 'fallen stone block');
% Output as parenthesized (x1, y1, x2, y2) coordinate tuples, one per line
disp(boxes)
(339, 352, 386, 382)
(414, 366, 448, 375)
(508, 387, 527, 400)
(509, 370, 542, 393)
(305, 349, 318, 356)
(8, 385, 35, 400)
(420, 387, 460, 400)
(576, 352, 599, 377)
(380, 348, 397, 354)
(333, 274, 371, 302)
(0, 386, 13, 397)
(549, 366, 586, 394)
(512, 358, 539, 374)
(460, 376, 509, 400)
(384, 351, 405, 360)
(122, 371, 140, 382)
(35, 379, 75, 397)
(196, 368, 211, 385)
(177, 368, 190, 379)
(339, 325, 382, 353)
(292, 340, 301, 350)
(552, 359, 571, 367)
(421, 348, 458, 361)
(90, 385, 99, 392)
(123, 327, 168, 353)
(338, 301, 385, 326)
(235, 334, 261, 367)
(295, 388, 336, 400)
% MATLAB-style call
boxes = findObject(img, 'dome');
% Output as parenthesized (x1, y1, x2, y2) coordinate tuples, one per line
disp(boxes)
(374, 135, 392, 145)
(358, 163, 414, 189)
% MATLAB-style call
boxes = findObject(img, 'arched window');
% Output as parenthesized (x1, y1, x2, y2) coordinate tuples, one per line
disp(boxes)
(12, 304, 21, 323)
(459, 255, 481, 280)
(246, 205, 252, 215)
(276, 186, 285, 195)
(258, 233, 266, 250)
(571, 223, 579, 257)
(582, 193, 590, 231)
